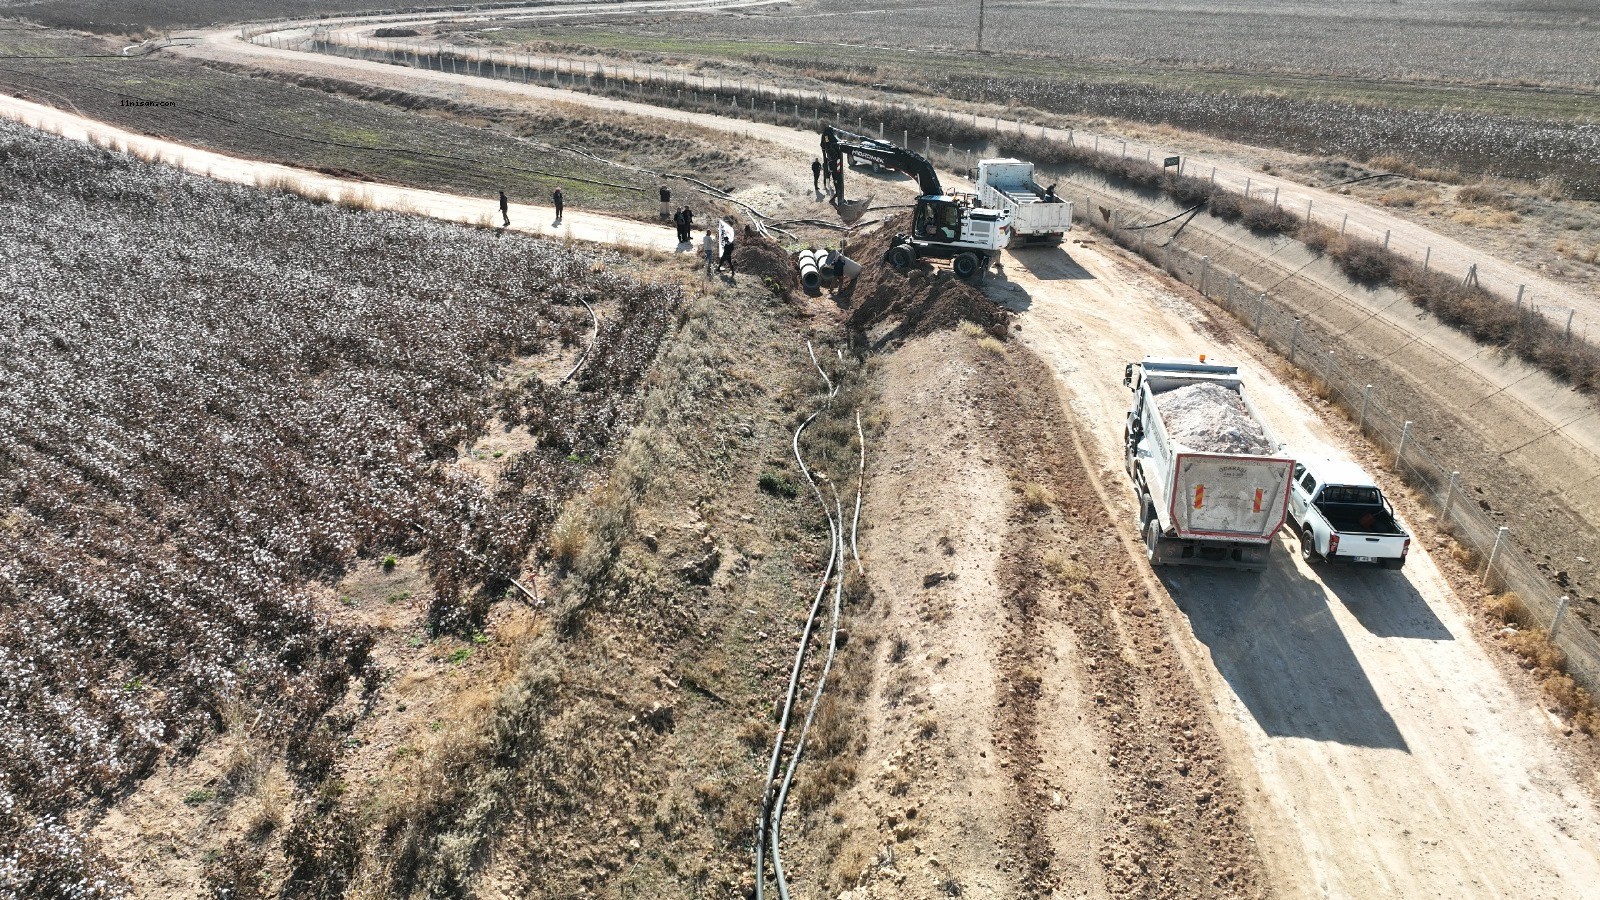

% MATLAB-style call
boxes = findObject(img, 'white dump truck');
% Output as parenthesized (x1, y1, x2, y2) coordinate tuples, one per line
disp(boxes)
(1288, 459, 1410, 569)
(975, 159, 1073, 244)
(1123, 358, 1295, 571)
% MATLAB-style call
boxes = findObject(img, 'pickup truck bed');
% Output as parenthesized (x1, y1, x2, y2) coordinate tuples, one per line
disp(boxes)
(1317, 502, 1403, 536)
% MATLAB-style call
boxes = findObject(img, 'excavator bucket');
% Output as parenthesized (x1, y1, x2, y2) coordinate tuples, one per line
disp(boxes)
(835, 196, 871, 225)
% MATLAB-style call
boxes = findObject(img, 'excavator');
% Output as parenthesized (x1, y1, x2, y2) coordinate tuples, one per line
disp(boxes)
(820, 124, 1011, 279)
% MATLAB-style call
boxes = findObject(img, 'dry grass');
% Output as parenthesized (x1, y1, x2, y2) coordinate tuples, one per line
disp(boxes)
(977, 336, 1007, 357)
(1021, 482, 1054, 512)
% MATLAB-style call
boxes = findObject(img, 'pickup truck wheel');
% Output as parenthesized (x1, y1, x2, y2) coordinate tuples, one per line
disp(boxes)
(887, 244, 915, 270)
(1145, 518, 1166, 566)
(952, 252, 982, 279)
(1299, 526, 1322, 564)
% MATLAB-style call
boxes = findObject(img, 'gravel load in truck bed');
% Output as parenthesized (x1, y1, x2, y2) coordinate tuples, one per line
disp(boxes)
(1153, 382, 1274, 455)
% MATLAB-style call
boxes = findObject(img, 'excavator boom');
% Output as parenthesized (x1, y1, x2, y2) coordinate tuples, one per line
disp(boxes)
(820, 125, 944, 198)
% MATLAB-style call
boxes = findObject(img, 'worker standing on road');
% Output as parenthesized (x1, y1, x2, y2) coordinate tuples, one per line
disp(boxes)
(831, 158, 845, 203)
(498, 190, 510, 227)
(701, 227, 717, 278)
(681, 206, 696, 244)
(659, 184, 671, 219)
(552, 187, 564, 223)
(811, 157, 822, 193)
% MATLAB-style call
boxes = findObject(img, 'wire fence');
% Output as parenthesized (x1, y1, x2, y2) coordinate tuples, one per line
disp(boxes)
(250, 25, 1600, 688)
(264, 22, 1596, 343)
(1146, 229, 1600, 695)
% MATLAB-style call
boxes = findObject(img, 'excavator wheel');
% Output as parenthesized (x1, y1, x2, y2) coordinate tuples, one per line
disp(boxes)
(952, 252, 983, 279)
(887, 244, 915, 270)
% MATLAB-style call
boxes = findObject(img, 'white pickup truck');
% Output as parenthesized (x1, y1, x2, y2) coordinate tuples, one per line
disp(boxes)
(976, 159, 1073, 245)
(1288, 459, 1410, 569)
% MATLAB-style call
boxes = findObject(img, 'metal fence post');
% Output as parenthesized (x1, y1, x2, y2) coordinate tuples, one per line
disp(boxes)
(1341, 213, 1348, 235)
(1482, 526, 1509, 586)
(1359, 384, 1373, 429)
(1253, 293, 1266, 334)
(1441, 471, 1461, 525)
(1397, 420, 1413, 461)
(1384, 229, 1391, 249)
(1272, 186, 1280, 208)
(1424, 246, 1431, 270)
(1288, 319, 1301, 363)
(1551, 596, 1572, 642)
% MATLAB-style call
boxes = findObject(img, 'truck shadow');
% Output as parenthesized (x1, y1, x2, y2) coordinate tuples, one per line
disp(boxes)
(1318, 566, 1454, 641)
(1166, 561, 1410, 751)
(1007, 246, 1095, 281)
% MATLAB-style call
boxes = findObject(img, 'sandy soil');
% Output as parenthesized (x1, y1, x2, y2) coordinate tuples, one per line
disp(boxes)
(830, 330, 1266, 899)
(995, 239, 1600, 899)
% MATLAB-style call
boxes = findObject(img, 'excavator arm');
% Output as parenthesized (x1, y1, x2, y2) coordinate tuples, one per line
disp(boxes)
(820, 125, 944, 198)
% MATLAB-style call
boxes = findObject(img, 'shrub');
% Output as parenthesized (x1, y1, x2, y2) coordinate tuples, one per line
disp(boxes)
(1330, 236, 1395, 284)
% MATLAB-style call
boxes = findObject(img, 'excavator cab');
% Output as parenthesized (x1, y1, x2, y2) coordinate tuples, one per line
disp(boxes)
(914, 198, 962, 242)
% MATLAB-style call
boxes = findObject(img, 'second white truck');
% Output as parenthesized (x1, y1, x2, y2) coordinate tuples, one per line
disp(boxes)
(1124, 358, 1295, 572)
(975, 159, 1073, 245)
(1288, 459, 1410, 569)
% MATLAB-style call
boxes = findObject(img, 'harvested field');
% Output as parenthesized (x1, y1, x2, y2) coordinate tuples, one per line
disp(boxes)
(0, 29, 751, 218)
(0, 120, 681, 895)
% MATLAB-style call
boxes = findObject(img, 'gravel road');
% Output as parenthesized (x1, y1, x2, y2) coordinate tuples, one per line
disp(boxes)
(996, 242, 1600, 899)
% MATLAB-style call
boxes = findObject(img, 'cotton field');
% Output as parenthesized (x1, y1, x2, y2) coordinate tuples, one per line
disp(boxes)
(0, 120, 681, 895)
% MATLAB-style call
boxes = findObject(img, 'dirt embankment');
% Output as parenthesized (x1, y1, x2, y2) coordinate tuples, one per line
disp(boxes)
(834, 216, 1013, 343)
(808, 328, 1266, 898)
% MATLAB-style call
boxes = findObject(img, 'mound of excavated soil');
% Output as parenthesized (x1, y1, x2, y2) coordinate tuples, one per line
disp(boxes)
(835, 215, 1011, 341)
(1153, 382, 1273, 455)
(731, 225, 799, 295)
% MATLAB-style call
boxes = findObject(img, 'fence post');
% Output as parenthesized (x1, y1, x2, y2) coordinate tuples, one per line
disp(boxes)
(1567, 309, 1576, 339)
(1245, 176, 1251, 197)
(1307, 198, 1313, 219)
(1384, 229, 1391, 249)
(1424, 246, 1431, 270)
(1397, 420, 1413, 461)
(1289, 319, 1301, 363)
(1341, 213, 1348, 235)
(1359, 384, 1372, 429)
(1482, 526, 1509, 587)
(1200, 256, 1210, 295)
(1516, 284, 1526, 306)
(1441, 471, 1461, 525)
(1551, 596, 1573, 642)
(1254, 293, 1266, 334)
(1272, 186, 1280, 208)
(1211, 166, 1216, 186)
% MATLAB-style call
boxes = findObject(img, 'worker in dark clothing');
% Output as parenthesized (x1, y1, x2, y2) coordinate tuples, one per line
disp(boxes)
(498, 190, 509, 227)
(832, 249, 846, 283)
(552, 187, 564, 222)
(679, 206, 695, 244)
(672, 207, 685, 243)
(659, 184, 671, 219)
(812, 157, 822, 192)
(831, 158, 845, 203)
(717, 219, 736, 277)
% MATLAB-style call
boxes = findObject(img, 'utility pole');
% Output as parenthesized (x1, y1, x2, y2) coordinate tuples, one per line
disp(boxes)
(977, 0, 985, 51)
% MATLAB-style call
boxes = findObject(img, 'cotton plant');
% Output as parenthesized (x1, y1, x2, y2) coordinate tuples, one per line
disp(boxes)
(0, 120, 683, 893)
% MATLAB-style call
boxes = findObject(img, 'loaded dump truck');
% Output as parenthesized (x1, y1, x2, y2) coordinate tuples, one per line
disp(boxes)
(975, 159, 1073, 244)
(1123, 358, 1294, 571)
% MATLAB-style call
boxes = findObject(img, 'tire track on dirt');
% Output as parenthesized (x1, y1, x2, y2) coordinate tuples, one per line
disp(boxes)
(981, 346, 1267, 899)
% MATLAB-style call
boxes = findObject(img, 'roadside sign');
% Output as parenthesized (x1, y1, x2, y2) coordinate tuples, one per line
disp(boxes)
(1163, 155, 1181, 169)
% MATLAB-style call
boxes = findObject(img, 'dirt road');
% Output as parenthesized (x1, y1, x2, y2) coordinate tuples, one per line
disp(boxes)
(7, 67, 1598, 899)
(995, 241, 1600, 898)
(238, 5, 1599, 329)
(0, 94, 682, 252)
